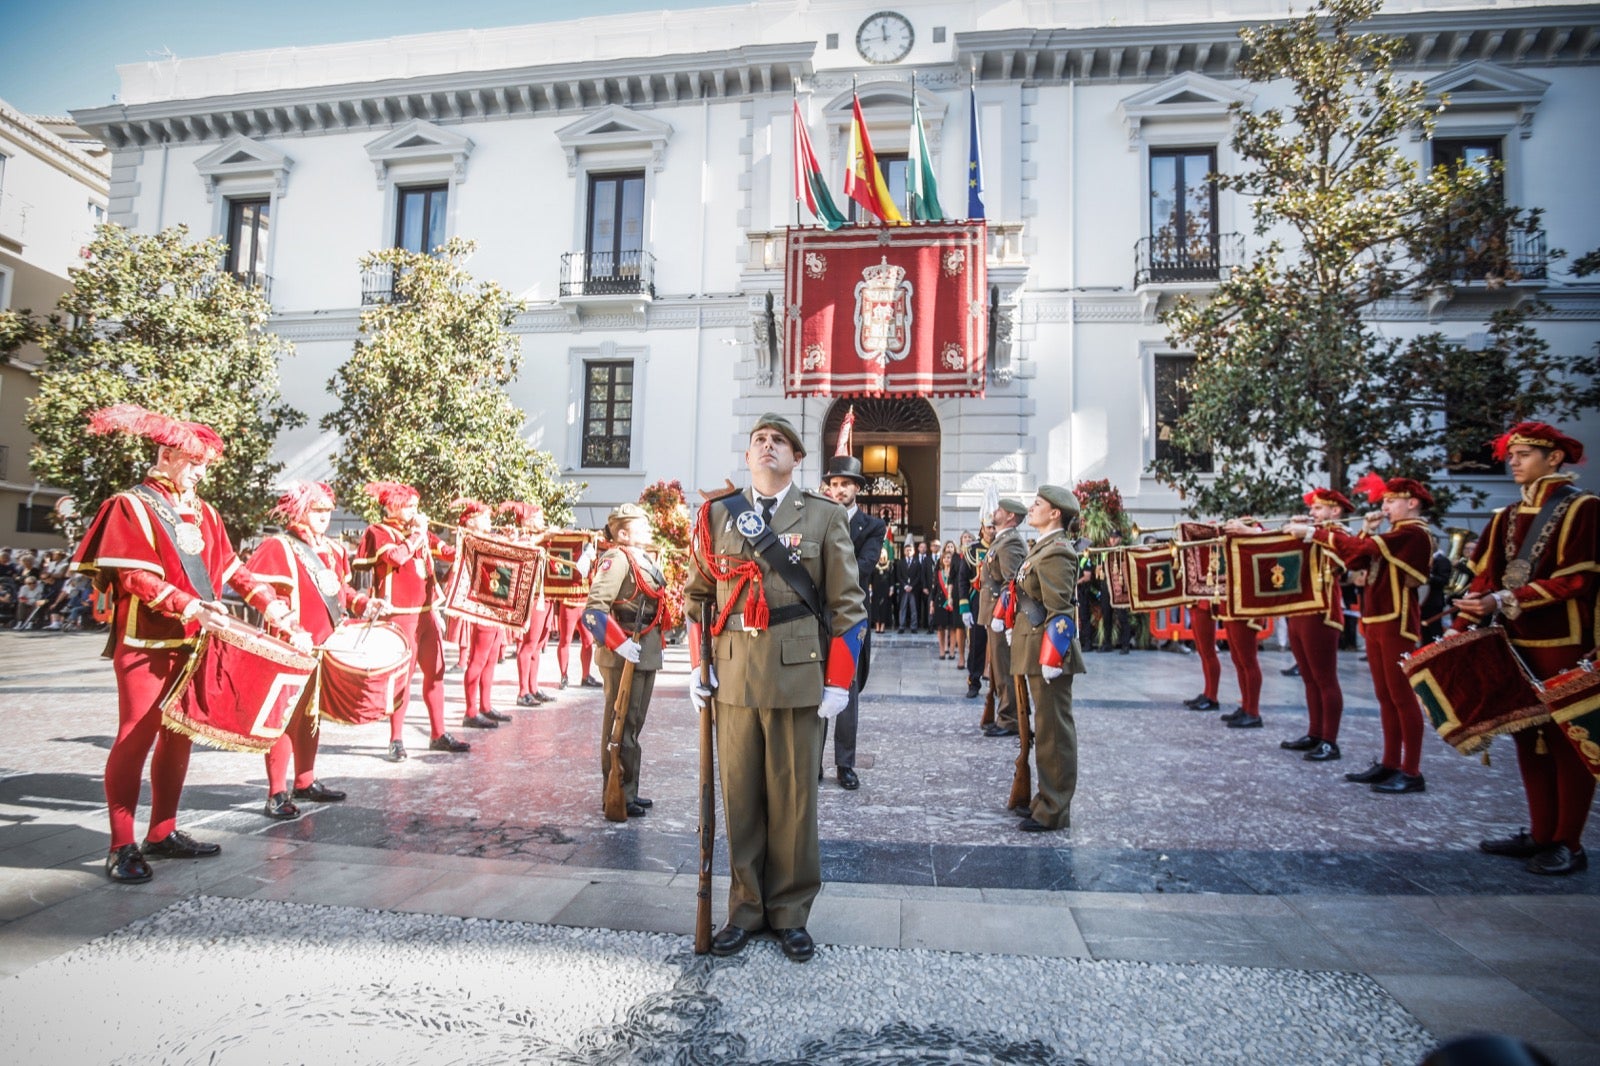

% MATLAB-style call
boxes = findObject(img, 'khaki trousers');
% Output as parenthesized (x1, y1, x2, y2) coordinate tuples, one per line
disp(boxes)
(1026, 672, 1077, 829)
(988, 630, 1017, 729)
(598, 660, 656, 805)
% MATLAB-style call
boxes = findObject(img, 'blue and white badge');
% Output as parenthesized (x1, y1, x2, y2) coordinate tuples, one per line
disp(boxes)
(735, 510, 767, 539)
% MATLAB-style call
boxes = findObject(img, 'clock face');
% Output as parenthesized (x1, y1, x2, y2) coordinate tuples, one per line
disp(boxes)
(856, 11, 914, 65)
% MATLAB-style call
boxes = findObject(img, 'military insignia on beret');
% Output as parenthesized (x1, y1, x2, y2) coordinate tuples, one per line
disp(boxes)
(736, 510, 767, 538)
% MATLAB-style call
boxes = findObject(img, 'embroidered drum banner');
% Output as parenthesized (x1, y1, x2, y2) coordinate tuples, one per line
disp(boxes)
(1224, 533, 1330, 619)
(1127, 545, 1189, 610)
(1179, 522, 1226, 601)
(443, 530, 546, 628)
(1102, 548, 1132, 610)
(542, 532, 601, 603)
(783, 223, 988, 398)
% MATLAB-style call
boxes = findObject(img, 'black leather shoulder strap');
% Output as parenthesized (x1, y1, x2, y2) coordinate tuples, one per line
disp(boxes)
(718, 491, 824, 623)
(126, 485, 216, 601)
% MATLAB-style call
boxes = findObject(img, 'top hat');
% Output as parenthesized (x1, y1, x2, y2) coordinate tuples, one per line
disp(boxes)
(823, 454, 867, 486)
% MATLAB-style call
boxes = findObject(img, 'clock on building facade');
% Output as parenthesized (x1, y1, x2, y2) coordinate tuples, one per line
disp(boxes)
(856, 11, 913, 64)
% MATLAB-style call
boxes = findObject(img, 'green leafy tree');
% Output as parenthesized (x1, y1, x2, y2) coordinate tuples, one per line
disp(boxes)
(324, 239, 582, 524)
(25, 224, 302, 541)
(1153, 0, 1596, 516)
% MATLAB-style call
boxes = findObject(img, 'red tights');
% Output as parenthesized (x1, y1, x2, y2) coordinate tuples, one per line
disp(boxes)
(1288, 615, 1343, 742)
(517, 604, 552, 696)
(264, 702, 319, 794)
(554, 602, 594, 681)
(1191, 604, 1221, 700)
(387, 612, 447, 741)
(105, 647, 192, 848)
(1222, 619, 1262, 716)
(463, 623, 505, 716)
(1516, 724, 1597, 850)
(1364, 624, 1423, 775)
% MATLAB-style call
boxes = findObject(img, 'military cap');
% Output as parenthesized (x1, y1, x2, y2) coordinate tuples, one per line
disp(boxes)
(1035, 484, 1080, 519)
(606, 502, 651, 538)
(997, 498, 1027, 516)
(751, 413, 806, 457)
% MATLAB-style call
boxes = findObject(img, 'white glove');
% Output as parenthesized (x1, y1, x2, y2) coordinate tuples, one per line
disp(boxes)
(364, 597, 392, 619)
(616, 638, 642, 664)
(1004, 629, 1013, 646)
(817, 686, 850, 720)
(962, 613, 974, 629)
(288, 630, 315, 655)
(575, 544, 596, 578)
(1042, 664, 1064, 682)
(1283, 522, 1314, 542)
(989, 616, 1005, 633)
(690, 663, 718, 710)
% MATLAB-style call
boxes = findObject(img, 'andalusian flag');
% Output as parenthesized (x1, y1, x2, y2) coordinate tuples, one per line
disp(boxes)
(792, 99, 845, 230)
(844, 94, 904, 224)
(909, 92, 944, 221)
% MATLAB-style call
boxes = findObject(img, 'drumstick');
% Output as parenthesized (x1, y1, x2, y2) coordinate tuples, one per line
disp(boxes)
(353, 613, 378, 651)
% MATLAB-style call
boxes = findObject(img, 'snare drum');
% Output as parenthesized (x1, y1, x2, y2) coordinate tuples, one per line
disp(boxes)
(314, 620, 412, 725)
(1543, 661, 1600, 779)
(161, 622, 316, 753)
(1402, 627, 1548, 755)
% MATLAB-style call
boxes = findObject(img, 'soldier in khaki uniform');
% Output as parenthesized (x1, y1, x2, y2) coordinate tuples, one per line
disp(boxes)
(686, 414, 867, 963)
(1006, 485, 1087, 832)
(981, 499, 1029, 736)
(583, 503, 664, 819)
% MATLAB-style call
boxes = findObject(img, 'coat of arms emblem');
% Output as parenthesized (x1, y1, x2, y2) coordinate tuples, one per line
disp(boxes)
(853, 256, 912, 365)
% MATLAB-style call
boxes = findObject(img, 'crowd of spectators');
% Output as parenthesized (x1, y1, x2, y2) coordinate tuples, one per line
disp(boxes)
(0, 546, 98, 632)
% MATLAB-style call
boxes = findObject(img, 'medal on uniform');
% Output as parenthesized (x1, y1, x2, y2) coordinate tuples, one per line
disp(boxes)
(174, 522, 204, 556)
(1503, 558, 1532, 590)
(315, 569, 340, 595)
(735, 510, 767, 538)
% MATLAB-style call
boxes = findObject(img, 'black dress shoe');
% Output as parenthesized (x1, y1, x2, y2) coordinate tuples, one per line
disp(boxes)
(1527, 844, 1588, 876)
(292, 780, 347, 802)
(1344, 761, 1397, 784)
(625, 801, 648, 817)
(581, 677, 603, 688)
(634, 797, 653, 808)
(1372, 771, 1425, 794)
(774, 927, 815, 962)
(837, 767, 859, 790)
(143, 830, 221, 859)
(1480, 829, 1542, 858)
(1019, 816, 1062, 832)
(966, 681, 980, 698)
(1280, 734, 1319, 751)
(481, 708, 513, 722)
(1303, 741, 1341, 762)
(386, 740, 408, 762)
(1281, 664, 1301, 677)
(429, 733, 471, 753)
(1188, 696, 1220, 712)
(1219, 708, 1246, 724)
(106, 843, 152, 884)
(984, 725, 1019, 738)
(1226, 713, 1263, 729)
(516, 693, 537, 708)
(264, 791, 301, 820)
(710, 924, 753, 957)
(533, 691, 556, 703)
(559, 675, 569, 689)
(462, 715, 498, 729)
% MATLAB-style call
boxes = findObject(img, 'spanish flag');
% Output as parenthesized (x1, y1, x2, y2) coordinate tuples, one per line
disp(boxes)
(844, 94, 904, 224)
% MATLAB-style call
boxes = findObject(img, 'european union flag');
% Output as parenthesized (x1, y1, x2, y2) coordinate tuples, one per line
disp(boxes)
(967, 85, 986, 220)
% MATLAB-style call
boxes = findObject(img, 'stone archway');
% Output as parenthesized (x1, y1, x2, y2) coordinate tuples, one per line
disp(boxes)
(822, 398, 942, 544)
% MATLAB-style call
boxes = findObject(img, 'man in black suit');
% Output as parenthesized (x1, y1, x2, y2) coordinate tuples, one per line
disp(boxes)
(820, 454, 887, 790)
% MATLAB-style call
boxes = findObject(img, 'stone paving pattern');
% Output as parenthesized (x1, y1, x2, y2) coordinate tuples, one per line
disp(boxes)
(2, 628, 1597, 1063)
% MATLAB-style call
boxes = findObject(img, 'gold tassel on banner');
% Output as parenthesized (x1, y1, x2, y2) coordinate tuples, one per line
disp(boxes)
(1537, 733, 1548, 755)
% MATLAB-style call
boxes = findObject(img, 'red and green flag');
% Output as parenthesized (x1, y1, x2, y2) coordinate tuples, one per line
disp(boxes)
(792, 99, 845, 230)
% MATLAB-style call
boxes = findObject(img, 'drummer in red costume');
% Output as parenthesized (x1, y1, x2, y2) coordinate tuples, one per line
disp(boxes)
(248, 481, 389, 819)
(71, 405, 310, 884)
(355, 481, 470, 761)
(1456, 422, 1599, 875)
(1288, 474, 1435, 793)
(454, 499, 514, 731)
(1279, 488, 1354, 763)
(500, 501, 557, 707)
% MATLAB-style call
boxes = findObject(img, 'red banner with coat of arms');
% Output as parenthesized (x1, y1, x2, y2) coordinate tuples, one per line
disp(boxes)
(783, 223, 987, 398)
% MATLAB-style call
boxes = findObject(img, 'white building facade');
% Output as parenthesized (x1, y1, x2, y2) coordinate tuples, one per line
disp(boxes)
(71, 0, 1600, 536)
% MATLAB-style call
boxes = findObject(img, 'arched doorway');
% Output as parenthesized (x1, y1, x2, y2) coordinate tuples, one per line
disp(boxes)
(823, 398, 941, 545)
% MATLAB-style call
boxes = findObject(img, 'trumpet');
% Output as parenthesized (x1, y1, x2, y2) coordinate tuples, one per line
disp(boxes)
(1129, 522, 1179, 539)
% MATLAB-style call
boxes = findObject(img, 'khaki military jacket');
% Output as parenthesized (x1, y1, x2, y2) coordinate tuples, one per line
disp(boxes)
(685, 486, 867, 708)
(585, 545, 666, 671)
(978, 526, 1027, 625)
(1012, 530, 1088, 677)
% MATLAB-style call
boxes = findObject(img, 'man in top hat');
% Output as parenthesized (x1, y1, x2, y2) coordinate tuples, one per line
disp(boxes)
(1001, 485, 1087, 832)
(1288, 474, 1434, 794)
(71, 405, 311, 883)
(1278, 487, 1355, 763)
(355, 481, 470, 760)
(686, 413, 867, 962)
(1455, 421, 1598, 875)
(820, 449, 887, 791)
(982, 498, 1029, 737)
(248, 481, 389, 819)
(584, 502, 666, 819)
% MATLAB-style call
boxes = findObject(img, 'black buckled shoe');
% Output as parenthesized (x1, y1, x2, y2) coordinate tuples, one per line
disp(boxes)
(1225, 713, 1263, 729)
(1019, 816, 1062, 833)
(482, 708, 513, 722)
(386, 740, 408, 762)
(516, 693, 538, 708)
(1372, 771, 1425, 794)
(462, 715, 498, 729)
(1344, 761, 1396, 784)
(106, 843, 152, 883)
(837, 767, 860, 791)
(533, 691, 555, 704)
(1304, 741, 1342, 762)
(966, 681, 981, 699)
(1187, 696, 1220, 712)
(293, 781, 347, 802)
(1527, 844, 1588, 876)
(983, 725, 1018, 738)
(581, 677, 604, 689)
(429, 733, 471, 753)
(1280, 734, 1319, 751)
(1219, 707, 1245, 723)
(1480, 830, 1543, 858)
(633, 797, 653, 808)
(710, 924, 754, 957)
(264, 791, 301, 820)
(142, 829, 221, 860)
(625, 801, 648, 817)
(559, 675, 569, 689)
(774, 927, 815, 963)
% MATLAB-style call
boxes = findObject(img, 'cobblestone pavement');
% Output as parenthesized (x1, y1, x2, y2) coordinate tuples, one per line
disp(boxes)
(2, 628, 1597, 1064)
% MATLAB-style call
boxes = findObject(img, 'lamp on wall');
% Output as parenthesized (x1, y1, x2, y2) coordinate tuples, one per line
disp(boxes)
(862, 444, 899, 477)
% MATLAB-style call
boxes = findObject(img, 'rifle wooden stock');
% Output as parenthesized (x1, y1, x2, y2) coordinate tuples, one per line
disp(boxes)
(601, 660, 635, 823)
(1007, 673, 1034, 813)
(980, 659, 996, 727)
(694, 612, 716, 955)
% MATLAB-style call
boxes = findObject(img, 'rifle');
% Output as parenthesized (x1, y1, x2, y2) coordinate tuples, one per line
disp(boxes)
(980, 658, 996, 728)
(1007, 673, 1034, 814)
(694, 603, 716, 954)
(601, 660, 635, 822)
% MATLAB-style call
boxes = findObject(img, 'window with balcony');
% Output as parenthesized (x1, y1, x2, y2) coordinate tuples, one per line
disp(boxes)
(395, 184, 448, 255)
(582, 172, 646, 294)
(1141, 148, 1226, 285)
(225, 197, 270, 293)
(847, 153, 909, 223)
(581, 360, 634, 469)
(556, 106, 670, 301)
(1153, 353, 1213, 473)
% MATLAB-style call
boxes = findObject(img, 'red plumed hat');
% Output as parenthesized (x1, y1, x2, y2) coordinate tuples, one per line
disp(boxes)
(87, 404, 225, 462)
(272, 480, 334, 525)
(452, 497, 490, 525)
(1492, 421, 1584, 465)
(495, 500, 544, 527)
(363, 481, 419, 510)
(1352, 471, 1388, 504)
(1384, 477, 1434, 509)
(1303, 486, 1355, 514)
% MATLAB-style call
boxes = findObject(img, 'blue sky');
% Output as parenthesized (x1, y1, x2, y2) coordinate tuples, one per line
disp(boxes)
(0, 0, 742, 116)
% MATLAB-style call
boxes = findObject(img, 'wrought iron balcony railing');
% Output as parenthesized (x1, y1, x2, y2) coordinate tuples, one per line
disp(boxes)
(560, 249, 656, 298)
(361, 263, 397, 305)
(231, 270, 273, 302)
(1134, 232, 1244, 288)
(1439, 223, 1548, 284)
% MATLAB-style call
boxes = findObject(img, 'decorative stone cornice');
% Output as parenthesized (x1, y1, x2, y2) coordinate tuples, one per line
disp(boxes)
(193, 135, 293, 203)
(364, 119, 473, 187)
(1420, 61, 1550, 139)
(71, 43, 816, 149)
(555, 105, 673, 175)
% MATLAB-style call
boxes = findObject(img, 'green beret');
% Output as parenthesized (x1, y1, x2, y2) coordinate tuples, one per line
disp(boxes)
(997, 498, 1027, 516)
(751, 413, 806, 458)
(1036, 484, 1079, 518)
(606, 502, 650, 537)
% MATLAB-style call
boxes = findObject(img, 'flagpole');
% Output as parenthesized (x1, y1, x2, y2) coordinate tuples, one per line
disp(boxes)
(793, 80, 801, 229)
(908, 70, 917, 222)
